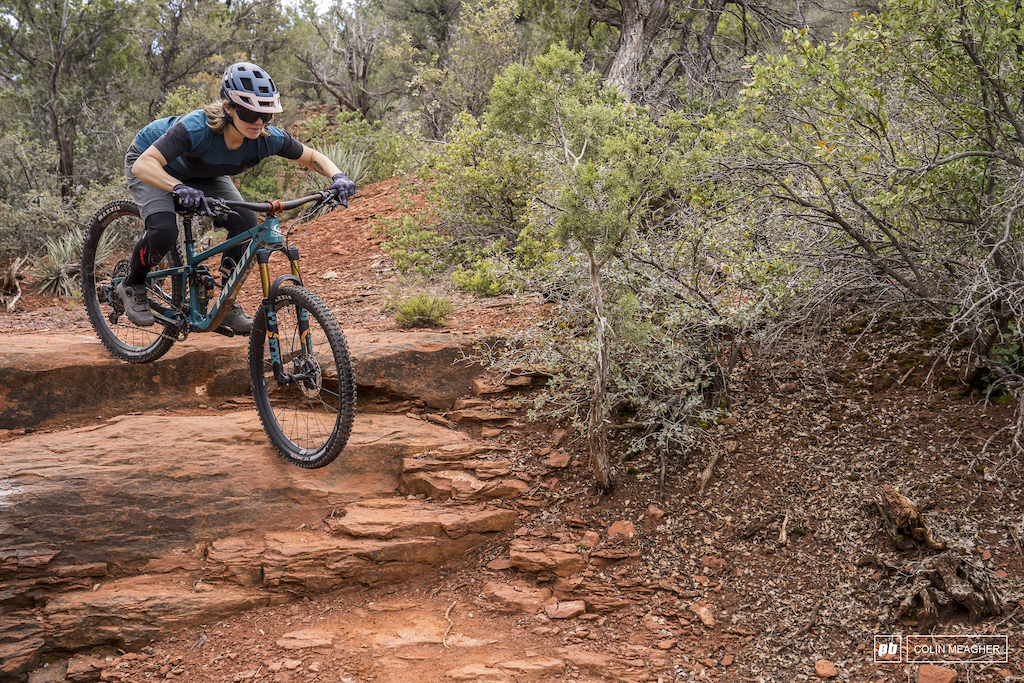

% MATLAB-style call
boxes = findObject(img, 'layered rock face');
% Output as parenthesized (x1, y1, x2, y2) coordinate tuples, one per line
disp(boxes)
(0, 331, 532, 680)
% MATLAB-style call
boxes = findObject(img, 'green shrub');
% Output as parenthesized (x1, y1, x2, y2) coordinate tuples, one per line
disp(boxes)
(423, 112, 543, 250)
(0, 180, 127, 262)
(375, 214, 450, 275)
(391, 292, 454, 327)
(295, 110, 412, 184)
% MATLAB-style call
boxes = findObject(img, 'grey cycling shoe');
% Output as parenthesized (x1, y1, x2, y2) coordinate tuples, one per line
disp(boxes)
(222, 303, 253, 334)
(116, 281, 155, 327)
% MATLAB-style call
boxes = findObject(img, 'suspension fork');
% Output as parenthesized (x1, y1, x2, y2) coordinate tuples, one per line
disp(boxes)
(257, 247, 312, 384)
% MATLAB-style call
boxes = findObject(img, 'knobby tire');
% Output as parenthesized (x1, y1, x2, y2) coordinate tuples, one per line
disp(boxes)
(249, 285, 355, 468)
(81, 200, 183, 363)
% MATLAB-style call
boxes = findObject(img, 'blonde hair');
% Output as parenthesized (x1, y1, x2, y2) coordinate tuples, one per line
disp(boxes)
(203, 99, 270, 137)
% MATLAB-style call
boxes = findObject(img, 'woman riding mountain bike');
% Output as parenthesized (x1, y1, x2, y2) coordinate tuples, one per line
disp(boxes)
(118, 61, 356, 333)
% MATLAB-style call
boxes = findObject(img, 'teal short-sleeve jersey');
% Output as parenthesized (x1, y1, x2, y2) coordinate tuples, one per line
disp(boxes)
(132, 109, 304, 181)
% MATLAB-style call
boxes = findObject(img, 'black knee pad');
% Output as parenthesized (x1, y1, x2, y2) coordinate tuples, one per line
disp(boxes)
(140, 212, 179, 267)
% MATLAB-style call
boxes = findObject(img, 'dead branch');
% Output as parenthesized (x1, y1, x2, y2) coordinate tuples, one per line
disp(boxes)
(785, 597, 824, 639)
(875, 485, 947, 550)
(442, 600, 457, 648)
(739, 512, 781, 540)
(698, 440, 735, 496)
(776, 510, 791, 547)
(0, 256, 27, 312)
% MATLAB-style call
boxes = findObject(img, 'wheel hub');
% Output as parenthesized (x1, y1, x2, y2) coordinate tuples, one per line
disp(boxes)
(293, 355, 323, 398)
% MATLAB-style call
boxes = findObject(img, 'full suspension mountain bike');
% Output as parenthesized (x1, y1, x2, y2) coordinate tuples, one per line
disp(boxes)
(80, 191, 356, 469)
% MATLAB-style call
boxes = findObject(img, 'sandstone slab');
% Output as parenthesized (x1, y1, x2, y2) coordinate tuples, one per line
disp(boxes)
(347, 331, 492, 409)
(400, 443, 530, 502)
(482, 581, 551, 613)
(326, 498, 518, 539)
(0, 331, 491, 429)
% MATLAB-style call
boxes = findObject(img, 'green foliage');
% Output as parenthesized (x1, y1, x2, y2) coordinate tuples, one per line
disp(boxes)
(410, 0, 521, 136)
(0, 180, 125, 260)
(451, 255, 514, 296)
(238, 155, 285, 199)
(34, 229, 86, 297)
(317, 143, 370, 186)
(375, 215, 450, 275)
(0, 126, 57, 202)
(158, 85, 216, 119)
(424, 112, 544, 251)
(390, 291, 454, 327)
(295, 110, 412, 184)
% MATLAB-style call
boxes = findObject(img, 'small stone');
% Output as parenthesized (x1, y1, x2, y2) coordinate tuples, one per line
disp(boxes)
(543, 451, 571, 468)
(918, 664, 958, 683)
(814, 660, 838, 678)
(689, 603, 715, 627)
(545, 600, 586, 619)
(277, 630, 333, 650)
(647, 504, 666, 520)
(282, 659, 302, 670)
(607, 521, 635, 541)
(721, 654, 733, 667)
(497, 658, 564, 676)
(657, 639, 677, 650)
(445, 664, 512, 682)
(580, 531, 601, 548)
(487, 558, 513, 571)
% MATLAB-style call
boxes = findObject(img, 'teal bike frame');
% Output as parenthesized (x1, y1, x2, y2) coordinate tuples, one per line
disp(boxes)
(142, 194, 328, 383)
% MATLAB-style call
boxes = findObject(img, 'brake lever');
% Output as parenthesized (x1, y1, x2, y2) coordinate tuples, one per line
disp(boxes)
(203, 197, 237, 218)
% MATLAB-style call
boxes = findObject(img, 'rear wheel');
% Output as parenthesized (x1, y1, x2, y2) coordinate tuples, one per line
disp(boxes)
(249, 285, 356, 468)
(81, 200, 183, 363)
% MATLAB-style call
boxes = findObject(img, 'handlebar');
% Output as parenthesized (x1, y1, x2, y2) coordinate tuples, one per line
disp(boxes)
(181, 190, 344, 218)
(223, 192, 330, 214)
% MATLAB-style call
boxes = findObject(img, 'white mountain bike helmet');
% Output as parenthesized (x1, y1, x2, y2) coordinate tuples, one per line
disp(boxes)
(220, 62, 283, 113)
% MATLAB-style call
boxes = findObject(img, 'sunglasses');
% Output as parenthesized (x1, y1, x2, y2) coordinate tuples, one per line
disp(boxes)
(233, 106, 273, 124)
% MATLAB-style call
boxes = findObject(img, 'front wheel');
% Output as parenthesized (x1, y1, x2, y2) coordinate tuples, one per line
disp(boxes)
(81, 200, 183, 363)
(249, 285, 356, 468)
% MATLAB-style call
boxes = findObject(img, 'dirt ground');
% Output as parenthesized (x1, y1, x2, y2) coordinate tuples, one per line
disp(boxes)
(3, 180, 1024, 683)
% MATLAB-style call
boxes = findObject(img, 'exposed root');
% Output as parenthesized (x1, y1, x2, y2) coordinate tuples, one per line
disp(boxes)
(885, 552, 1002, 631)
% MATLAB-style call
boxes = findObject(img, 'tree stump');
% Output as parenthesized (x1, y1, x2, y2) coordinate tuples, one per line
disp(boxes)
(875, 484, 946, 550)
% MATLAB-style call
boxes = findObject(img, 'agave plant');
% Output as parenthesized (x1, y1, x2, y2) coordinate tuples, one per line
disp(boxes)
(35, 228, 114, 298)
(315, 143, 369, 187)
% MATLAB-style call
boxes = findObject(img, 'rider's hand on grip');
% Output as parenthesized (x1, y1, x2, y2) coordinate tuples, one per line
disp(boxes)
(330, 173, 356, 206)
(173, 184, 212, 214)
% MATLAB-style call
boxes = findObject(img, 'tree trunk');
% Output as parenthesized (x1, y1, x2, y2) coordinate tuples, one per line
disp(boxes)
(602, 0, 672, 96)
(56, 119, 75, 199)
(587, 251, 614, 492)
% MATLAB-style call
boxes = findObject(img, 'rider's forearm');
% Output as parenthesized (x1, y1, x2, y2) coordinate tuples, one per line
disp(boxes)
(296, 145, 342, 178)
(132, 149, 182, 192)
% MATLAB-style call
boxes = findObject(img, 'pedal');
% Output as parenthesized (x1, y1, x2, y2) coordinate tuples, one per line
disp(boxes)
(213, 325, 236, 337)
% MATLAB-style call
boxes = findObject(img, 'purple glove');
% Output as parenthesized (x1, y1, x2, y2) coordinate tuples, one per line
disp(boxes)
(173, 184, 211, 213)
(331, 173, 356, 202)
